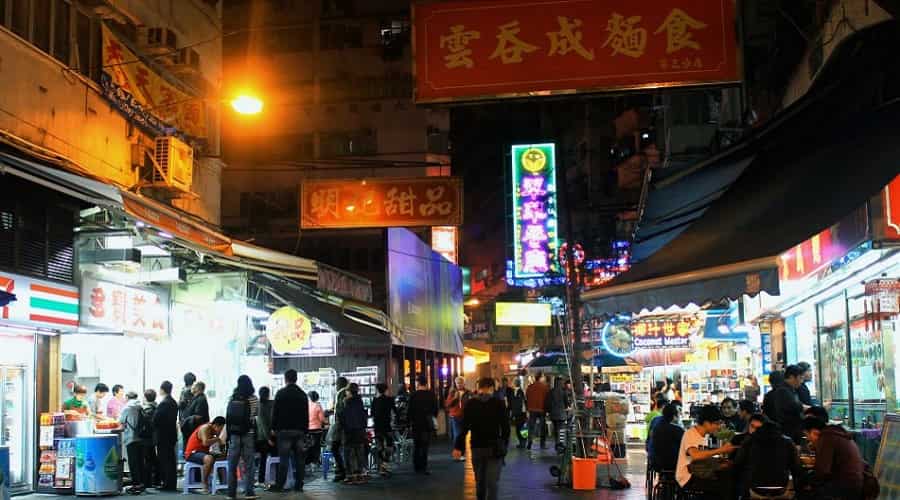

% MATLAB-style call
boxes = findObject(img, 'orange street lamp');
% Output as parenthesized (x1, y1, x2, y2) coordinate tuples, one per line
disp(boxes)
(230, 94, 264, 115)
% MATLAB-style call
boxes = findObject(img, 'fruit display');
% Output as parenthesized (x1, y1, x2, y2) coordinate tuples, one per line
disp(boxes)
(93, 418, 121, 432)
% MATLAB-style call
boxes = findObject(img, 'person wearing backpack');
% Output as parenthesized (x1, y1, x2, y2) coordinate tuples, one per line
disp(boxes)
(270, 369, 309, 493)
(226, 375, 259, 500)
(119, 391, 147, 494)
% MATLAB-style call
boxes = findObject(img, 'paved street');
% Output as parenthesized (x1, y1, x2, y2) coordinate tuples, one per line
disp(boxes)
(21, 444, 648, 500)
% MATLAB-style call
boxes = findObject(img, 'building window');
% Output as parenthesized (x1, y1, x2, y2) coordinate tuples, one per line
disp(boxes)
(320, 129, 377, 158)
(240, 191, 298, 220)
(270, 133, 314, 161)
(52, 0, 70, 66)
(320, 22, 362, 50)
(2, 0, 99, 79)
(262, 26, 313, 53)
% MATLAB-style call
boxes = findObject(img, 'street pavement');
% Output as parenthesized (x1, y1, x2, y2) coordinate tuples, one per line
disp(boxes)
(21, 444, 649, 500)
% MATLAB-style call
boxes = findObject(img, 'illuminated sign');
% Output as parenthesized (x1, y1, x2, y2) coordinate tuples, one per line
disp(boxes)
(80, 276, 168, 338)
(431, 226, 458, 263)
(495, 302, 552, 326)
(413, 0, 740, 103)
(461, 267, 471, 297)
(301, 177, 463, 229)
(266, 306, 314, 355)
(631, 315, 703, 349)
(511, 143, 559, 282)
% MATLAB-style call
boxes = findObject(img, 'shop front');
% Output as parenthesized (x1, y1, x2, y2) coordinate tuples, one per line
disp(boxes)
(743, 179, 900, 432)
(0, 272, 78, 494)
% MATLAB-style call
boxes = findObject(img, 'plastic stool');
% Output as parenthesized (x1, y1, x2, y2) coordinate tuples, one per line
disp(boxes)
(264, 456, 294, 489)
(210, 461, 229, 494)
(321, 450, 333, 480)
(182, 462, 206, 494)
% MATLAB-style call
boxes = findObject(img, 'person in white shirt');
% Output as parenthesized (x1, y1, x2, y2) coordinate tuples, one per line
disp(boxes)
(675, 405, 737, 498)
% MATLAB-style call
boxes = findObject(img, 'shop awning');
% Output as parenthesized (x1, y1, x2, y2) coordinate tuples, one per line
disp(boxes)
(585, 22, 900, 315)
(0, 151, 123, 207)
(251, 273, 389, 346)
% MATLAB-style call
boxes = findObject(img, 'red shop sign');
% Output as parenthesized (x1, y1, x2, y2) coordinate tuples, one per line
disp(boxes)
(413, 0, 740, 103)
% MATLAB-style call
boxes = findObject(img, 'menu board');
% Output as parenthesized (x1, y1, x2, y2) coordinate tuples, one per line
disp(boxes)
(874, 413, 900, 498)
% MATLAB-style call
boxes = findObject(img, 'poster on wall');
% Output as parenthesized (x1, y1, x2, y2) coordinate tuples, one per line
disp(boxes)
(79, 276, 169, 338)
(388, 228, 464, 355)
(265, 306, 338, 358)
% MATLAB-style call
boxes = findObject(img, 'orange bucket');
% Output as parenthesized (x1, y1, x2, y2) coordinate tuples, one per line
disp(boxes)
(571, 457, 597, 490)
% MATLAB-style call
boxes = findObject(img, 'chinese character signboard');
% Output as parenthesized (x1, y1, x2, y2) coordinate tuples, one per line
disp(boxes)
(80, 276, 169, 338)
(0, 272, 79, 330)
(300, 177, 463, 229)
(511, 143, 559, 282)
(778, 205, 868, 282)
(413, 0, 740, 102)
(101, 26, 207, 140)
(630, 315, 702, 349)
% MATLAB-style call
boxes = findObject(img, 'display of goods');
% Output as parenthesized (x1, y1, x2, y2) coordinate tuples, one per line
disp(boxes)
(94, 419, 120, 431)
(64, 411, 85, 421)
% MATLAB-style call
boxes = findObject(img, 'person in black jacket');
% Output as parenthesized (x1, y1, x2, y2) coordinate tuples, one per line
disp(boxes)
(371, 383, 396, 477)
(408, 374, 438, 474)
(177, 372, 196, 427)
(181, 381, 210, 442)
(453, 378, 510, 500)
(796, 362, 815, 408)
(153, 381, 178, 491)
(771, 365, 805, 444)
(734, 417, 804, 498)
(650, 403, 685, 471)
(270, 369, 309, 493)
(761, 370, 784, 420)
(340, 384, 369, 484)
(508, 379, 527, 449)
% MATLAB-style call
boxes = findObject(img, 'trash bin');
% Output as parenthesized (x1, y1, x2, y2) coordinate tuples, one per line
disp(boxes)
(571, 457, 597, 490)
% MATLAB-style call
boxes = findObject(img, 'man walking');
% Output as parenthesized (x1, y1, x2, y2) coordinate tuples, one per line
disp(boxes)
(508, 379, 527, 449)
(271, 369, 309, 492)
(153, 381, 178, 491)
(525, 375, 550, 450)
(453, 378, 510, 500)
(445, 376, 470, 461)
(329, 377, 349, 482)
(408, 374, 438, 475)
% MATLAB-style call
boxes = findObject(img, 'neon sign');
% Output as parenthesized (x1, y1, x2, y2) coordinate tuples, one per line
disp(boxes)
(511, 143, 559, 282)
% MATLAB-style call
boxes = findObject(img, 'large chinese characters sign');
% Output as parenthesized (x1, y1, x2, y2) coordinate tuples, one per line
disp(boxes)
(300, 177, 462, 229)
(511, 143, 559, 280)
(80, 276, 169, 339)
(413, 0, 740, 102)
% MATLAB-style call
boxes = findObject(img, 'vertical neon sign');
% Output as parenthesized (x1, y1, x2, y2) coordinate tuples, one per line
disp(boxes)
(511, 143, 559, 280)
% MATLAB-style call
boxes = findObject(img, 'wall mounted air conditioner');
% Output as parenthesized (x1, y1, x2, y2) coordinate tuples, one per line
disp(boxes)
(154, 136, 194, 192)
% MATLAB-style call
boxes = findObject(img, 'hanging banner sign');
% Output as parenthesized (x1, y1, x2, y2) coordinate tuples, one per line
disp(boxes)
(413, 0, 740, 103)
(300, 177, 463, 229)
(866, 279, 900, 314)
(101, 26, 207, 139)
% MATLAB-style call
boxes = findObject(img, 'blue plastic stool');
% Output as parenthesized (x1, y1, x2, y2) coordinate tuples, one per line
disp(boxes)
(264, 456, 294, 489)
(182, 462, 206, 494)
(321, 451, 332, 480)
(210, 461, 229, 495)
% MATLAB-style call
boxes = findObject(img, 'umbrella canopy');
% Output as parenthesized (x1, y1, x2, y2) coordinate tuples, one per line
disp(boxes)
(525, 352, 571, 375)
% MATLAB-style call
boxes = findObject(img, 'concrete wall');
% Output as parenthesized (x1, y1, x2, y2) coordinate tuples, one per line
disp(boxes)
(781, 0, 891, 107)
(0, 0, 224, 225)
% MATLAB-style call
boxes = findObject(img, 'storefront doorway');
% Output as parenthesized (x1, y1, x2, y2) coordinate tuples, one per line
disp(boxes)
(0, 330, 35, 493)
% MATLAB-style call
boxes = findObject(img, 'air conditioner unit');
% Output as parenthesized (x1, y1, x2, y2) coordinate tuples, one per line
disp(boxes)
(138, 27, 177, 58)
(170, 48, 201, 75)
(154, 136, 194, 192)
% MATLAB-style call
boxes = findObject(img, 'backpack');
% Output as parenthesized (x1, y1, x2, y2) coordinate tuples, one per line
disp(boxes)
(137, 406, 155, 440)
(862, 463, 880, 500)
(226, 397, 251, 435)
